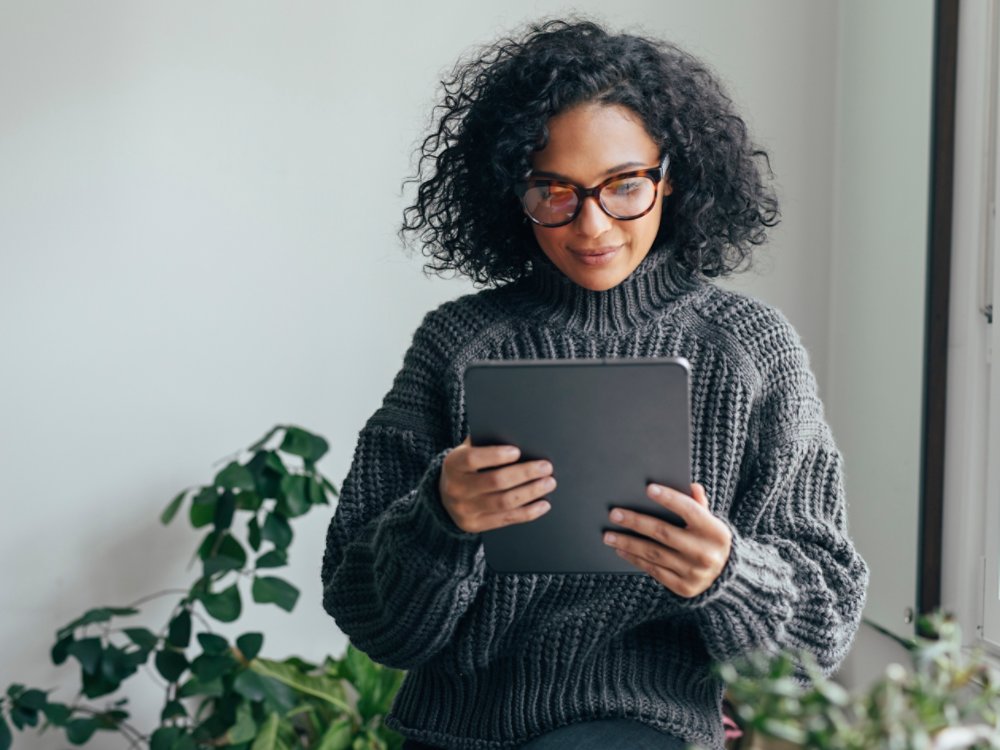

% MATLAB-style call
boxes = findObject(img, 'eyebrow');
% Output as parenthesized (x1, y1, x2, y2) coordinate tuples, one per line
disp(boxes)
(529, 160, 650, 182)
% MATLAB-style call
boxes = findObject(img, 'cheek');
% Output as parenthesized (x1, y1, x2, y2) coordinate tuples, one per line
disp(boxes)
(631, 205, 664, 246)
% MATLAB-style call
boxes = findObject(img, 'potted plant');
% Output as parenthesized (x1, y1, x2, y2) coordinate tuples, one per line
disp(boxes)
(1, 425, 405, 750)
(714, 612, 1000, 750)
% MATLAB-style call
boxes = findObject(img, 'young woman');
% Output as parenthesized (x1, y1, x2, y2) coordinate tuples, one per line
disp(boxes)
(321, 18, 869, 750)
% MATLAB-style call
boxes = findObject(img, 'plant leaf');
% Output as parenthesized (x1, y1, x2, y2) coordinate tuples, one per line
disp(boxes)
(236, 489, 263, 512)
(160, 699, 187, 722)
(248, 426, 283, 454)
(66, 638, 102, 675)
(214, 489, 236, 531)
(280, 426, 329, 462)
(237, 633, 264, 661)
(315, 716, 353, 750)
(248, 515, 262, 550)
(56, 607, 139, 640)
(246, 451, 287, 499)
(198, 582, 242, 623)
(123, 627, 159, 653)
(167, 609, 192, 649)
(249, 658, 354, 714)
(215, 461, 256, 492)
(65, 717, 99, 744)
(42, 701, 71, 725)
(252, 576, 299, 612)
(190, 652, 237, 681)
(197, 632, 229, 654)
(203, 533, 247, 576)
(262, 513, 292, 550)
(100, 644, 139, 684)
(255, 549, 288, 569)
(161, 490, 187, 525)
(319, 475, 340, 498)
(250, 712, 280, 750)
(307, 477, 330, 506)
(177, 674, 224, 698)
(189, 487, 217, 528)
(51, 634, 73, 665)
(150, 726, 181, 750)
(15, 689, 47, 712)
(232, 669, 298, 713)
(154, 649, 188, 682)
(226, 700, 257, 744)
(279, 475, 310, 518)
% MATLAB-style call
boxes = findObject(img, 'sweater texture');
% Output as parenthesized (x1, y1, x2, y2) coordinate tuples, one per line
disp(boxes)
(320, 243, 870, 750)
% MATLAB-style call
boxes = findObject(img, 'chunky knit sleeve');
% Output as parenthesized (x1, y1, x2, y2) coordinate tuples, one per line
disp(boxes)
(673, 312, 869, 678)
(320, 310, 486, 670)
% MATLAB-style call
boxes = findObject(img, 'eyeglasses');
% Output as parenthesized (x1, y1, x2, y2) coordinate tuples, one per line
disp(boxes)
(515, 154, 670, 228)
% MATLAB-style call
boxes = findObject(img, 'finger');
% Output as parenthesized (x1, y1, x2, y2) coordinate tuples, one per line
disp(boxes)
(645, 483, 701, 527)
(608, 507, 697, 557)
(604, 529, 687, 575)
(614, 548, 692, 597)
(691, 482, 709, 508)
(480, 471, 556, 514)
(463, 442, 522, 472)
(469, 497, 552, 533)
(466, 455, 551, 493)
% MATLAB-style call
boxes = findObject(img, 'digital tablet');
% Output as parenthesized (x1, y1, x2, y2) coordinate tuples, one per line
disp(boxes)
(463, 357, 691, 574)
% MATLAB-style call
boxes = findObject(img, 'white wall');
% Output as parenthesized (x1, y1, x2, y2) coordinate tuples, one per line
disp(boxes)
(827, 0, 936, 686)
(940, 0, 1000, 659)
(2, 2, 923, 746)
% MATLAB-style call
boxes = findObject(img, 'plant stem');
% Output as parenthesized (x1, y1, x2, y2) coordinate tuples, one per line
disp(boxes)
(127, 589, 192, 609)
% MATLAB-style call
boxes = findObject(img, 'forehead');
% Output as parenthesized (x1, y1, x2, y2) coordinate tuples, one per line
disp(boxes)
(531, 102, 660, 181)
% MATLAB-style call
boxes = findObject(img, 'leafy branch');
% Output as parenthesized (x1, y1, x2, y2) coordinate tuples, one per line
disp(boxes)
(1, 425, 405, 750)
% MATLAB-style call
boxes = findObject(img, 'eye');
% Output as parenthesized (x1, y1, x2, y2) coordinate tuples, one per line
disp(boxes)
(607, 178, 645, 196)
(537, 184, 575, 206)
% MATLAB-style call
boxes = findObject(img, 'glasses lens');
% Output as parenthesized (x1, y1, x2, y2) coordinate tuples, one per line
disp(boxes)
(599, 176, 656, 219)
(521, 183, 579, 225)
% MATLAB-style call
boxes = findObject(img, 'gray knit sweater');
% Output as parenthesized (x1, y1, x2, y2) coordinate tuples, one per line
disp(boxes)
(320, 244, 869, 750)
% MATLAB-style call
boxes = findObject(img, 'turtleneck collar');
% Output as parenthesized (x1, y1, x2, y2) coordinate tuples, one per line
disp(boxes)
(503, 241, 708, 335)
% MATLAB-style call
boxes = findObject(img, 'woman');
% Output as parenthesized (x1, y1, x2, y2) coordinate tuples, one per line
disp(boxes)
(321, 18, 869, 750)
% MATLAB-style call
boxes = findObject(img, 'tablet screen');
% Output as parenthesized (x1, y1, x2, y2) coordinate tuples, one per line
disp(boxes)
(463, 357, 691, 574)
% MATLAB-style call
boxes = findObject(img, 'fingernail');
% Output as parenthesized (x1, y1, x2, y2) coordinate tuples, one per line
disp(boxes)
(604, 532, 617, 544)
(649, 484, 663, 496)
(610, 509, 624, 522)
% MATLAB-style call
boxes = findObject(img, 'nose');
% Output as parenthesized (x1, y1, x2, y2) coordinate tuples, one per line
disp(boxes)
(574, 195, 613, 237)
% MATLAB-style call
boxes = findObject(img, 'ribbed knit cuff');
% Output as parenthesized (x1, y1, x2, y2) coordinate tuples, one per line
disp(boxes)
(403, 447, 484, 562)
(668, 524, 798, 666)
(671, 521, 795, 614)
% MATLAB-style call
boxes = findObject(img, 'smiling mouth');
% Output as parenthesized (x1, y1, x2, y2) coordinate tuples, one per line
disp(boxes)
(570, 245, 621, 266)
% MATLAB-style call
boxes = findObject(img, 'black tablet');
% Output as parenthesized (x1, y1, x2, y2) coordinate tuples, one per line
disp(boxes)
(463, 357, 691, 574)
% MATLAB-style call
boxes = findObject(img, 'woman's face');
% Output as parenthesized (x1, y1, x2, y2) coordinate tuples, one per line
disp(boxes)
(528, 102, 671, 292)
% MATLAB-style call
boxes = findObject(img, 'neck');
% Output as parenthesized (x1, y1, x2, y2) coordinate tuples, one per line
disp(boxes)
(506, 242, 708, 334)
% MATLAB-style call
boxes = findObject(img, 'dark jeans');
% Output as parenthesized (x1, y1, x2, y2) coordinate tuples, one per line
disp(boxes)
(401, 718, 690, 749)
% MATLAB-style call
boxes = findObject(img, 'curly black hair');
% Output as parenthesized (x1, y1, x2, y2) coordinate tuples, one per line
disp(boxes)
(400, 17, 780, 287)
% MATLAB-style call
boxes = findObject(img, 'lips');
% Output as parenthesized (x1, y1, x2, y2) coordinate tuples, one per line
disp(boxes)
(569, 246, 621, 266)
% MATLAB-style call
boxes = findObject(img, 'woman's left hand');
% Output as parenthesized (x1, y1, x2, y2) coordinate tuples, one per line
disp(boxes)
(604, 482, 732, 598)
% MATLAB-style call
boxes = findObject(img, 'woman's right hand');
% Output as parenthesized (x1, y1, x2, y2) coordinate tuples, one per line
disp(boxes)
(438, 436, 555, 534)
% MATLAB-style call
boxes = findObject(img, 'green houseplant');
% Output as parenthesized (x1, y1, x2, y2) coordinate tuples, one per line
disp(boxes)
(1, 425, 405, 750)
(714, 612, 1000, 750)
